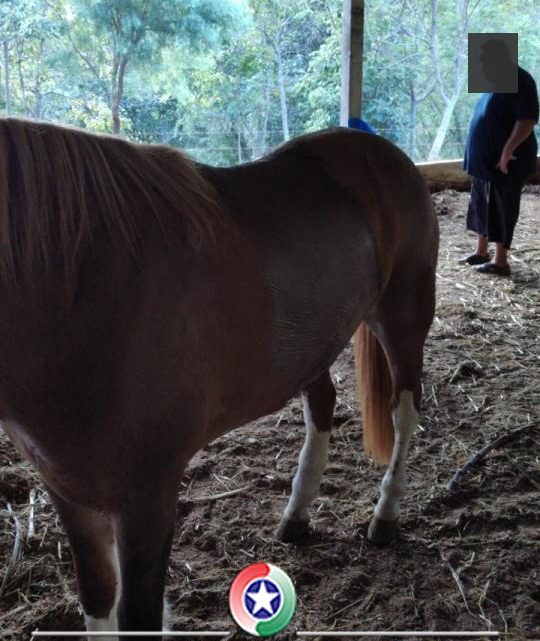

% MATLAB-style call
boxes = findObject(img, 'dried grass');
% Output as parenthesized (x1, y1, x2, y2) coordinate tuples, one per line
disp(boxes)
(1, 188, 539, 639)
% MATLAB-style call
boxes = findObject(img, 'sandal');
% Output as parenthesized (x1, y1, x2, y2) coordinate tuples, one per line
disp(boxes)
(458, 253, 491, 265)
(475, 262, 510, 276)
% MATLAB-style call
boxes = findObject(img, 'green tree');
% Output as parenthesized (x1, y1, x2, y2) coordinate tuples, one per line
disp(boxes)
(69, 0, 243, 133)
(1, 0, 538, 164)
(251, 0, 329, 142)
(0, 0, 65, 118)
(173, 0, 339, 163)
(292, 3, 341, 131)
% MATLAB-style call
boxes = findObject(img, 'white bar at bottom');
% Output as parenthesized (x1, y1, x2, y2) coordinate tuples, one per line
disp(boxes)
(296, 633, 500, 638)
(32, 632, 231, 638)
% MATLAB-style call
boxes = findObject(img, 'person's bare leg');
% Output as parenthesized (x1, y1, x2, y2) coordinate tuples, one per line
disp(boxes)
(494, 243, 509, 268)
(475, 235, 489, 257)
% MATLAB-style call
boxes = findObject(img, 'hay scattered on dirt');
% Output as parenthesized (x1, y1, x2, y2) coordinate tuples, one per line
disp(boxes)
(1, 189, 539, 640)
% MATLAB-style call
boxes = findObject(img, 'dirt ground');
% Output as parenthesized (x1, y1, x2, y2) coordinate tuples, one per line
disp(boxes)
(0, 188, 538, 641)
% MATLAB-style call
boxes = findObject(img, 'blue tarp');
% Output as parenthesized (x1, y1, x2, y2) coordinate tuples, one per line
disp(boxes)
(348, 117, 376, 134)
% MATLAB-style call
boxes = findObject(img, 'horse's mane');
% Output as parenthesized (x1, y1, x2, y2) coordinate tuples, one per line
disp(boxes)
(0, 118, 222, 282)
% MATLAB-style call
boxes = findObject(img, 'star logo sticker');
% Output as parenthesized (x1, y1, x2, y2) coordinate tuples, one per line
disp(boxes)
(230, 563, 296, 635)
(244, 579, 282, 619)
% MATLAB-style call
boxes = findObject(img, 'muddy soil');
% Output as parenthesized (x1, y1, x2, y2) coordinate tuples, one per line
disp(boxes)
(1, 189, 538, 640)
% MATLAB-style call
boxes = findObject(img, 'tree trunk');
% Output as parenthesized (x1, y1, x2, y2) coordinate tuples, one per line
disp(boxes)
(3, 40, 11, 115)
(111, 55, 128, 135)
(252, 83, 270, 159)
(260, 84, 270, 154)
(111, 99, 121, 134)
(237, 128, 243, 162)
(275, 47, 289, 141)
(408, 82, 418, 159)
(427, 0, 468, 160)
(33, 40, 44, 118)
(453, 108, 465, 148)
(16, 41, 29, 116)
(428, 94, 459, 160)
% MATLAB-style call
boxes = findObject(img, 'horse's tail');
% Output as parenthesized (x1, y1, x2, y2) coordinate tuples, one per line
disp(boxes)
(353, 323, 394, 465)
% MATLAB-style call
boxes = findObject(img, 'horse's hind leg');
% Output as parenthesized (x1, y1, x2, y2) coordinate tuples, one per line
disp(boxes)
(368, 385, 419, 545)
(47, 488, 120, 641)
(359, 261, 435, 545)
(277, 370, 336, 542)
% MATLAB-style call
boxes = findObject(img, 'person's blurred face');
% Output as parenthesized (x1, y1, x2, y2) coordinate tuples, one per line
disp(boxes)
(479, 43, 513, 88)
(480, 51, 499, 82)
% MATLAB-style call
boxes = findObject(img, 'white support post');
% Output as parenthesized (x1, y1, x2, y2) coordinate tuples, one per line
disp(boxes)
(340, 0, 365, 127)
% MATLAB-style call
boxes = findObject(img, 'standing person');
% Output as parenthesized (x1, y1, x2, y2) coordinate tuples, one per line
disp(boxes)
(461, 39, 539, 276)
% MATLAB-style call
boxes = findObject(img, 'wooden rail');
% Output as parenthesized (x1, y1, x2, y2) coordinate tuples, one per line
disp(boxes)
(416, 156, 540, 192)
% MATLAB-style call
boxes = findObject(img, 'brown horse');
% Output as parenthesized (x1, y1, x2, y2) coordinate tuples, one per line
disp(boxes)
(0, 118, 438, 639)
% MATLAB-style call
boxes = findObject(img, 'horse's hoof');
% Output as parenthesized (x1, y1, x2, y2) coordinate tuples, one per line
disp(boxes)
(367, 516, 399, 545)
(276, 518, 311, 542)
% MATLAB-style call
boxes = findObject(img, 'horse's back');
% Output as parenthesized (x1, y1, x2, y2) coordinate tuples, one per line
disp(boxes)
(203, 128, 437, 395)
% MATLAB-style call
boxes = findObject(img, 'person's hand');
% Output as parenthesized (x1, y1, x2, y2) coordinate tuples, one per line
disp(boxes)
(496, 149, 517, 174)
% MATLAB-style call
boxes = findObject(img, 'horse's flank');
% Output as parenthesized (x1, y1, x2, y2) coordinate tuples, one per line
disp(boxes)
(0, 118, 223, 284)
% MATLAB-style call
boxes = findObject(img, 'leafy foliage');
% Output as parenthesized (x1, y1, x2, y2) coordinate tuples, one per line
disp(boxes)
(0, 0, 538, 163)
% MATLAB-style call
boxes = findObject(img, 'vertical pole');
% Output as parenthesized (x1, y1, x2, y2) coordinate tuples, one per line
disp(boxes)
(340, 0, 365, 127)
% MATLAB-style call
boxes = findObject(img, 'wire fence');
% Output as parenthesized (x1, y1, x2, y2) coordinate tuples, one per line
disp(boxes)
(5, 108, 534, 164)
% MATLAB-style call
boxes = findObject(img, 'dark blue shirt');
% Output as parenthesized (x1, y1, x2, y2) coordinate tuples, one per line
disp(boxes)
(464, 66, 539, 179)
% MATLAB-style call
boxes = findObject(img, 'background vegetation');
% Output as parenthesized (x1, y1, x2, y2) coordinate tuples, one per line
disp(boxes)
(0, 0, 538, 164)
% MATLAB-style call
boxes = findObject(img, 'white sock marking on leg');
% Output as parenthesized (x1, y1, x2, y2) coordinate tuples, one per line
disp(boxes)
(163, 596, 172, 632)
(85, 538, 121, 641)
(283, 394, 330, 522)
(374, 389, 418, 522)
